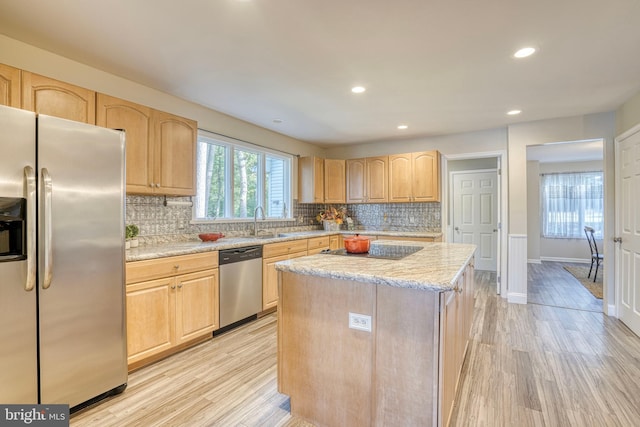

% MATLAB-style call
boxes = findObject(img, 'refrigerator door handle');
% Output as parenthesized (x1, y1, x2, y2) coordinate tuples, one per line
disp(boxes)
(42, 168, 53, 289)
(24, 166, 36, 292)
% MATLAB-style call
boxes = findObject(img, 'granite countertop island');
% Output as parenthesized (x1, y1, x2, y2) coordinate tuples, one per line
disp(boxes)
(276, 240, 476, 427)
(275, 240, 475, 292)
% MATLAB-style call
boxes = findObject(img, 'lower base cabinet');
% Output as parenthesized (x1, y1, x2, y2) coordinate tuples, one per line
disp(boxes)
(126, 252, 219, 370)
(262, 240, 308, 311)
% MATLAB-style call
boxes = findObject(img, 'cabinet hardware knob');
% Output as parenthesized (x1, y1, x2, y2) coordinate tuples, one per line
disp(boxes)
(174, 265, 179, 269)
(178, 284, 183, 288)
(156, 183, 161, 188)
(171, 285, 176, 289)
(149, 183, 154, 187)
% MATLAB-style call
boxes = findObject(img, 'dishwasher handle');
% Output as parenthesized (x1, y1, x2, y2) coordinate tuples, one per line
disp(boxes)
(219, 245, 263, 265)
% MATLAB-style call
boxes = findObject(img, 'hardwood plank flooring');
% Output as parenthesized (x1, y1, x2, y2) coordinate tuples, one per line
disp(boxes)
(528, 261, 602, 312)
(72, 270, 640, 426)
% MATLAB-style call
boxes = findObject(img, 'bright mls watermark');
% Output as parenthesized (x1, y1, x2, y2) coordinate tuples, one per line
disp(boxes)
(0, 405, 69, 426)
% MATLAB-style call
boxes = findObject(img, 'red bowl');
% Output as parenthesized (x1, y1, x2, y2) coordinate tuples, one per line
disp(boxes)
(343, 234, 370, 253)
(199, 232, 224, 242)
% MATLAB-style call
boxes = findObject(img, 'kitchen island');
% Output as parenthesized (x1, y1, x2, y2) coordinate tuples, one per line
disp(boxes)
(275, 240, 476, 427)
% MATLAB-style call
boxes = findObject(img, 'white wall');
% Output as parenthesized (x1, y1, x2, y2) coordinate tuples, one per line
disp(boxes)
(526, 160, 540, 262)
(616, 89, 640, 136)
(508, 113, 615, 306)
(323, 127, 507, 159)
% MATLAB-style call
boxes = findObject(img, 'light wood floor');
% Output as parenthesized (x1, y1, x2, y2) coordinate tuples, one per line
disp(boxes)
(72, 271, 640, 426)
(528, 261, 603, 312)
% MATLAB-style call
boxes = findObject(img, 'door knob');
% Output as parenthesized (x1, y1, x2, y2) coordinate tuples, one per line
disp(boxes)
(454, 227, 460, 232)
(613, 237, 623, 243)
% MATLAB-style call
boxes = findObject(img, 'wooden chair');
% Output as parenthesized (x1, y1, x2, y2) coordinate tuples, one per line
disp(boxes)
(584, 226, 603, 282)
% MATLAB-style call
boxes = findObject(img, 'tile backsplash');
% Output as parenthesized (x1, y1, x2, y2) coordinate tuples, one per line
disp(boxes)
(126, 195, 441, 245)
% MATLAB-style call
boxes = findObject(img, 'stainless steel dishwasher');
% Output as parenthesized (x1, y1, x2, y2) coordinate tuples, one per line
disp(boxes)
(218, 245, 263, 329)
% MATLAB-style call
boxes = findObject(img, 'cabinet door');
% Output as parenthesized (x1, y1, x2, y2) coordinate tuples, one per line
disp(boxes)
(329, 235, 340, 250)
(366, 156, 388, 203)
(263, 254, 289, 310)
(440, 289, 460, 427)
(412, 151, 440, 202)
(22, 72, 95, 124)
(96, 94, 154, 194)
(346, 158, 366, 203)
(388, 153, 413, 202)
(153, 110, 197, 196)
(175, 269, 219, 343)
(324, 159, 345, 203)
(126, 277, 175, 365)
(0, 63, 21, 107)
(298, 156, 324, 203)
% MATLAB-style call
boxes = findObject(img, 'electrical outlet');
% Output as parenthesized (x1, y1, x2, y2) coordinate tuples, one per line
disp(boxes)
(409, 216, 415, 224)
(349, 312, 372, 332)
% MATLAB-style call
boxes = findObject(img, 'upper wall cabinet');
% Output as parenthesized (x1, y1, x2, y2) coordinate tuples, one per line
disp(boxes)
(0, 64, 21, 108)
(22, 72, 96, 124)
(97, 94, 196, 196)
(389, 151, 440, 202)
(347, 156, 388, 203)
(153, 110, 197, 196)
(298, 156, 324, 203)
(96, 94, 153, 194)
(324, 159, 346, 203)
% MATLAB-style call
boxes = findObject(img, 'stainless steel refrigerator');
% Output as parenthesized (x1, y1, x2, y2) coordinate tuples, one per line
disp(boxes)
(0, 104, 127, 409)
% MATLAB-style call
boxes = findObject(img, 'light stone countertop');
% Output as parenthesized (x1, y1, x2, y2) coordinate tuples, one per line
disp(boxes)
(125, 230, 443, 262)
(275, 240, 476, 292)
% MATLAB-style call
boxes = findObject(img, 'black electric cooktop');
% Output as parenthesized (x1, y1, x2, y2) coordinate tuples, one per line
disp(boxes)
(321, 244, 423, 260)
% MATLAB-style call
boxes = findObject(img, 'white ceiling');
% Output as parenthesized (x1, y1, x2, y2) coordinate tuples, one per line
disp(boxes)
(1, 0, 639, 146)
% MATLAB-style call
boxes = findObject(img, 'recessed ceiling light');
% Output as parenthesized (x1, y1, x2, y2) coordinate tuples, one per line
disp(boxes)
(397, 125, 408, 130)
(351, 86, 366, 94)
(273, 118, 283, 124)
(514, 47, 536, 58)
(507, 110, 522, 116)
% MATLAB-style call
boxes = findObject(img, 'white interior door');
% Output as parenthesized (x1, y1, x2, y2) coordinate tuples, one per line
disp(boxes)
(452, 170, 498, 271)
(616, 127, 640, 336)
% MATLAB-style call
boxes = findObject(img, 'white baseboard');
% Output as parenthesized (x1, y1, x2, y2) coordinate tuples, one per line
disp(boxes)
(528, 259, 542, 264)
(540, 256, 590, 264)
(606, 304, 617, 317)
(508, 292, 527, 304)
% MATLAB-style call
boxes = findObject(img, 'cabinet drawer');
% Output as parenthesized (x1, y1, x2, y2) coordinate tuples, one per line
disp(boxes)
(307, 236, 330, 251)
(263, 239, 308, 258)
(126, 251, 218, 284)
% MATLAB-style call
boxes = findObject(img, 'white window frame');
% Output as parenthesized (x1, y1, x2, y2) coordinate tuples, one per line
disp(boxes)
(193, 130, 293, 223)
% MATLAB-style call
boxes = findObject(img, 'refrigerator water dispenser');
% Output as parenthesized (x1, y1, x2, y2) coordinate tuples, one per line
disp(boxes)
(0, 197, 26, 262)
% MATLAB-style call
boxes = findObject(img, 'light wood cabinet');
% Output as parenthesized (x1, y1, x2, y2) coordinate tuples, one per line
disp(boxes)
(440, 260, 474, 426)
(97, 95, 196, 196)
(153, 110, 197, 196)
(263, 240, 308, 310)
(307, 236, 331, 255)
(389, 150, 440, 202)
(324, 159, 346, 203)
(96, 94, 153, 194)
(346, 157, 388, 203)
(329, 235, 340, 250)
(126, 252, 219, 370)
(298, 156, 324, 203)
(21, 72, 96, 124)
(0, 63, 21, 107)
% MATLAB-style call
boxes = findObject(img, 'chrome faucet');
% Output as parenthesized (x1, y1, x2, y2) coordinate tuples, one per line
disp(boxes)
(253, 205, 265, 236)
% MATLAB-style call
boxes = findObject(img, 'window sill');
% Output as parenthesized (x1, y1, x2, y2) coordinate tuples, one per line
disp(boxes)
(191, 218, 297, 225)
